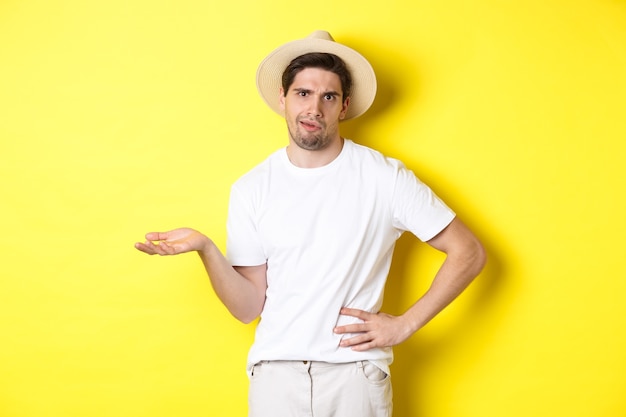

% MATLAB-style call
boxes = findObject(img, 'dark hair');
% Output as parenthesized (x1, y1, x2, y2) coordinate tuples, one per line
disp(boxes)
(281, 52, 352, 100)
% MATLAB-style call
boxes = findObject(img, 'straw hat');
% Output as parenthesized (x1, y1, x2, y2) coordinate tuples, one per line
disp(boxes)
(256, 30, 377, 121)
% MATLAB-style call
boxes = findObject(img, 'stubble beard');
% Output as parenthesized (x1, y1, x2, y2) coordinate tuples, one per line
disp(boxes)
(287, 117, 334, 151)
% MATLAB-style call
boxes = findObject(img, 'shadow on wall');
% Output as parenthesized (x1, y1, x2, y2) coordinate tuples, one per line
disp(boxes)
(385, 223, 507, 417)
(339, 34, 511, 416)
(339, 35, 404, 141)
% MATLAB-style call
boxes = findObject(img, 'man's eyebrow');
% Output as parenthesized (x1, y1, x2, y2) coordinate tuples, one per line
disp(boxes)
(292, 88, 341, 97)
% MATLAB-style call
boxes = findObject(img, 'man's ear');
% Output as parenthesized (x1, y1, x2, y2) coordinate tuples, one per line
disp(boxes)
(339, 96, 351, 120)
(279, 88, 285, 111)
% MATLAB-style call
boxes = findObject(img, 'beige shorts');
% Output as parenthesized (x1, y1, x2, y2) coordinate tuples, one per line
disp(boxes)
(248, 360, 392, 417)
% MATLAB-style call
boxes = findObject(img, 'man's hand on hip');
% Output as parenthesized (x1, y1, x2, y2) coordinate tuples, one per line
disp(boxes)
(334, 307, 414, 351)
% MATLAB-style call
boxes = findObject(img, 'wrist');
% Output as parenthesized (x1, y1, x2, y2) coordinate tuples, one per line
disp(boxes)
(400, 309, 425, 336)
(197, 235, 215, 254)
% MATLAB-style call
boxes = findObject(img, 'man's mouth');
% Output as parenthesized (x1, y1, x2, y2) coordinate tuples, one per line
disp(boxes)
(300, 119, 321, 132)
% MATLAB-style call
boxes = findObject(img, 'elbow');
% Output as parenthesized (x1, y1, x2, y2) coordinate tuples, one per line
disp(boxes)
(452, 234, 487, 281)
(232, 301, 264, 324)
(238, 317, 255, 324)
(470, 238, 487, 277)
(236, 312, 260, 324)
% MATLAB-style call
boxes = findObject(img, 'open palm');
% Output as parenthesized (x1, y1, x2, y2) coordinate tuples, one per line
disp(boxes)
(134, 228, 209, 256)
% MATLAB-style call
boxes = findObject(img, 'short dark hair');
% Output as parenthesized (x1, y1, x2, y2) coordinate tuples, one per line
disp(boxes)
(281, 52, 352, 100)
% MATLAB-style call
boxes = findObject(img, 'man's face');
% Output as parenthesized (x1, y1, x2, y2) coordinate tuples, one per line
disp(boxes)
(279, 67, 350, 151)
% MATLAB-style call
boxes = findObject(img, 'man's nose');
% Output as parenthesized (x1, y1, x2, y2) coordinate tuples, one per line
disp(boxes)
(306, 97, 322, 117)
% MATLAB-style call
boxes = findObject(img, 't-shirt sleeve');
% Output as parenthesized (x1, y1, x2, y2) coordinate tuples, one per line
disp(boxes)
(391, 163, 456, 241)
(225, 183, 267, 266)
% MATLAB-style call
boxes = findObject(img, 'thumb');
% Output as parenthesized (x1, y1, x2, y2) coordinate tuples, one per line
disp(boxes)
(144, 231, 168, 241)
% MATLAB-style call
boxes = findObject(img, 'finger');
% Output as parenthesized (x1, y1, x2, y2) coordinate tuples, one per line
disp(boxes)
(159, 242, 177, 255)
(149, 241, 174, 256)
(339, 333, 373, 348)
(147, 240, 173, 256)
(340, 307, 372, 320)
(348, 341, 376, 352)
(334, 323, 369, 334)
(134, 242, 158, 255)
(145, 231, 172, 242)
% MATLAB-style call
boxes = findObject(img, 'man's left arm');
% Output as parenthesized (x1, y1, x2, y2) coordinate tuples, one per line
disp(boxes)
(334, 217, 487, 351)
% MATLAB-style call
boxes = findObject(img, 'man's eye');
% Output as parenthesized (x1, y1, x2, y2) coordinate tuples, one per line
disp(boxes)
(298, 91, 307, 96)
(324, 94, 334, 100)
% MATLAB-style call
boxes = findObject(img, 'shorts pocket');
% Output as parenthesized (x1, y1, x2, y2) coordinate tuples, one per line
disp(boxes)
(360, 361, 389, 383)
(250, 361, 264, 378)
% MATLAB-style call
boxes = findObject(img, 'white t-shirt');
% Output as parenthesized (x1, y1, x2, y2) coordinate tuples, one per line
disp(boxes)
(226, 139, 455, 375)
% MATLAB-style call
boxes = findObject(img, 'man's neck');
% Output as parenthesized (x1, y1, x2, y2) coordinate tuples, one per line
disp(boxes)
(286, 137, 345, 169)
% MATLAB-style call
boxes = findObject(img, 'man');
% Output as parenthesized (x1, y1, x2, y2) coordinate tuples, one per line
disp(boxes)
(135, 31, 486, 417)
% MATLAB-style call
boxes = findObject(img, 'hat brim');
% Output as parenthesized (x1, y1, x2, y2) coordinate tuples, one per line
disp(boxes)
(256, 36, 377, 121)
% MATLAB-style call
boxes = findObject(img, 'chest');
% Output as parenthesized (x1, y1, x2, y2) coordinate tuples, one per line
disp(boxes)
(256, 174, 386, 256)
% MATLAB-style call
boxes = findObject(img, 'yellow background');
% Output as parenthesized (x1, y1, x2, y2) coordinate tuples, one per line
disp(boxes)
(1, 0, 625, 416)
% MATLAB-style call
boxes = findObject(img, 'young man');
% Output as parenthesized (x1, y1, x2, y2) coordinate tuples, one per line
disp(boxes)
(135, 31, 486, 417)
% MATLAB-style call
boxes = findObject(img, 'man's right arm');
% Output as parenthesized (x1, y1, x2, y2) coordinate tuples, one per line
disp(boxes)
(135, 228, 267, 323)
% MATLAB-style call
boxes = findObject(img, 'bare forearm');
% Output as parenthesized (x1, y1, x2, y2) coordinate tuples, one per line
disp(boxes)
(198, 240, 266, 323)
(403, 239, 486, 333)
(135, 228, 266, 323)
(331, 218, 486, 351)
(334, 245, 485, 351)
